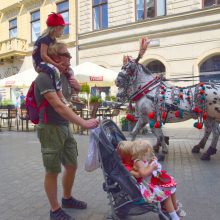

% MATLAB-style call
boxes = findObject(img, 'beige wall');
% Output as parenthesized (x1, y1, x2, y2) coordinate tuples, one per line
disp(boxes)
(78, 1, 220, 86)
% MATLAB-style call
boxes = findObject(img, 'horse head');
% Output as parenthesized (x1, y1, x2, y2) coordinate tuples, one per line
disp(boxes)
(115, 53, 155, 103)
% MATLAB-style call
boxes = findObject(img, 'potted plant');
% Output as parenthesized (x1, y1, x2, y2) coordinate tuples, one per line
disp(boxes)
(1, 99, 15, 109)
(120, 114, 137, 132)
(89, 95, 102, 110)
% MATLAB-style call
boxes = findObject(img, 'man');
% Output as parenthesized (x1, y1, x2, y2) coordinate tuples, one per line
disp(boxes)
(34, 42, 99, 220)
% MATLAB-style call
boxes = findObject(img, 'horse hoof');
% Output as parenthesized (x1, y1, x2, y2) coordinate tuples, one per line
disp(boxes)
(156, 153, 165, 161)
(200, 153, 211, 161)
(164, 136, 169, 145)
(192, 146, 200, 153)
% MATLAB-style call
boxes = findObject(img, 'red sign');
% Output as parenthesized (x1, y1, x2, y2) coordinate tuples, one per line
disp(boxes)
(5, 81, 15, 86)
(89, 76, 103, 81)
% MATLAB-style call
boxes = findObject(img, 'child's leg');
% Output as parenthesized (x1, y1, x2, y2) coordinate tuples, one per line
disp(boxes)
(164, 197, 180, 220)
(171, 193, 178, 210)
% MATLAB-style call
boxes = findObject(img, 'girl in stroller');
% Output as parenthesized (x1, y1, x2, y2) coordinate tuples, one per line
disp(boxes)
(117, 139, 185, 220)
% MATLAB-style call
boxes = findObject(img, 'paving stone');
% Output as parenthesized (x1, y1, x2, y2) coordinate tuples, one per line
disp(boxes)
(0, 126, 219, 220)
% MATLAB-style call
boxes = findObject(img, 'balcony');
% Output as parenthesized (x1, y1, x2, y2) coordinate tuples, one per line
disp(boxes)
(0, 38, 27, 60)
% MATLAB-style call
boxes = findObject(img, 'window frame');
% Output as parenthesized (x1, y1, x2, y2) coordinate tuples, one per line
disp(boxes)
(92, 0, 108, 31)
(9, 18, 17, 39)
(135, 0, 166, 21)
(203, 0, 220, 8)
(57, 0, 69, 35)
(31, 10, 40, 43)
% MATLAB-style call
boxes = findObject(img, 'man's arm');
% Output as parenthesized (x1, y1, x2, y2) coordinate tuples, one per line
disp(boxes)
(44, 91, 98, 129)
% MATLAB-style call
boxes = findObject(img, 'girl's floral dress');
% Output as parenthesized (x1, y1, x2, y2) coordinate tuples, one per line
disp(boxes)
(123, 161, 173, 203)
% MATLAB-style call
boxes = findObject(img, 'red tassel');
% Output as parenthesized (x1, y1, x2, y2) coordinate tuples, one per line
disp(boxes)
(148, 112, 155, 119)
(175, 111, 179, 117)
(162, 112, 167, 119)
(154, 121, 161, 128)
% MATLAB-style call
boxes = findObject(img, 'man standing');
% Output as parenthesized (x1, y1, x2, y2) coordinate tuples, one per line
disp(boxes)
(34, 42, 99, 220)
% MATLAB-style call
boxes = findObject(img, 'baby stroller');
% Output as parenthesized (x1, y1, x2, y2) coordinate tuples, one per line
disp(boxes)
(95, 119, 169, 220)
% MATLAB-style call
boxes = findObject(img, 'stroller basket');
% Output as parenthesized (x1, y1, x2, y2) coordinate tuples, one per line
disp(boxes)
(97, 119, 164, 219)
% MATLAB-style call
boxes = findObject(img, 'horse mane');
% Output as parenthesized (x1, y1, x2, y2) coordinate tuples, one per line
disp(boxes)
(139, 63, 152, 75)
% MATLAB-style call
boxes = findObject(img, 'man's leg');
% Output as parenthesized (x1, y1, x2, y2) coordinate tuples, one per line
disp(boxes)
(44, 172, 60, 211)
(62, 165, 77, 199)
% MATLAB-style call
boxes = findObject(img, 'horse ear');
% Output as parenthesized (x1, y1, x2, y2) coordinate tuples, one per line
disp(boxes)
(123, 55, 131, 65)
(137, 37, 151, 60)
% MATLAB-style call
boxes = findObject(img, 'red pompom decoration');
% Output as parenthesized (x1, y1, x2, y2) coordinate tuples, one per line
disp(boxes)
(179, 94, 183, 99)
(161, 91, 165, 95)
(203, 112, 207, 120)
(199, 90, 205, 95)
(196, 122, 203, 129)
(175, 111, 179, 117)
(194, 107, 199, 113)
(161, 85, 165, 89)
(148, 112, 155, 119)
(154, 121, 161, 128)
(126, 114, 132, 120)
(162, 112, 167, 119)
(200, 82, 204, 87)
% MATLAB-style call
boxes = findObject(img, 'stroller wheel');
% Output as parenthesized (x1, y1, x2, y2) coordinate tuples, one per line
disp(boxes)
(158, 212, 171, 220)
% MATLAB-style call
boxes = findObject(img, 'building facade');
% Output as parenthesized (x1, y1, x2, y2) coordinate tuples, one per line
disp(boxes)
(0, 0, 220, 100)
(0, 0, 76, 100)
(78, 0, 220, 85)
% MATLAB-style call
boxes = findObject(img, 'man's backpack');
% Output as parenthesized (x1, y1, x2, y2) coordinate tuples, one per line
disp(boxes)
(26, 81, 48, 124)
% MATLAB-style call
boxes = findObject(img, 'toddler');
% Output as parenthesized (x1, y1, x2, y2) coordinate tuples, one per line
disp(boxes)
(117, 140, 185, 220)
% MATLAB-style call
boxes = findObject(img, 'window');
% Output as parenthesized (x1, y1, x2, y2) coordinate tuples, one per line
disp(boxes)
(203, 0, 220, 7)
(57, 0, 69, 35)
(93, 0, 108, 30)
(200, 55, 220, 82)
(146, 60, 165, 74)
(9, 19, 17, 38)
(31, 10, 40, 42)
(136, 0, 166, 21)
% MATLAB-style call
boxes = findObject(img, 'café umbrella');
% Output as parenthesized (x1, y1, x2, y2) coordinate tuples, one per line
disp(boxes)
(72, 62, 118, 87)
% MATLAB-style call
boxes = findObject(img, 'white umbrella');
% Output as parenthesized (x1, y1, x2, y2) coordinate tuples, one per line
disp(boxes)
(0, 68, 38, 87)
(72, 62, 118, 86)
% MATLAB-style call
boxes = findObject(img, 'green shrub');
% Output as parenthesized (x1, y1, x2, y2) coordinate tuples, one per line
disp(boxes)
(90, 95, 102, 103)
(81, 83, 90, 94)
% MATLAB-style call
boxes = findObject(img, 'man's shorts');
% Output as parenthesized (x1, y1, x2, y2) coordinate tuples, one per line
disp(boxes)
(37, 123, 78, 173)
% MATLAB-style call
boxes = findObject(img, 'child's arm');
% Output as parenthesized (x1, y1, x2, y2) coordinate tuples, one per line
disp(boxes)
(134, 160, 158, 178)
(41, 44, 66, 72)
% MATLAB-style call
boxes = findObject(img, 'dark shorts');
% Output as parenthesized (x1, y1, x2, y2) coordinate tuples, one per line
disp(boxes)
(37, 123, 78, 173)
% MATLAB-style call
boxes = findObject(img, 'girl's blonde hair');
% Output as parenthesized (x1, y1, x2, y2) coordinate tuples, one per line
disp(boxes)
(41, 26, 62, 38)
(117, 141, 133, 160)
(131, 139, 154, 161)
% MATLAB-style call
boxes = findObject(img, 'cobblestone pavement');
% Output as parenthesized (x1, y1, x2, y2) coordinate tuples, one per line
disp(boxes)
(0, 124, 220, 220)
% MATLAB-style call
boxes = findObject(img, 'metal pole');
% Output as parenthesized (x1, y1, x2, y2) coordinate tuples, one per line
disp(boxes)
(75, 0, 79, 66)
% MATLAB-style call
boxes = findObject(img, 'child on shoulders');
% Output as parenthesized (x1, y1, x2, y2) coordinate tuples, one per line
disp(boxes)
(32, 12, 81, 106)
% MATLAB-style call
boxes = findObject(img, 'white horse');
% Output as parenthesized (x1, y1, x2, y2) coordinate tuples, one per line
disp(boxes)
(115, 56, 220, 160)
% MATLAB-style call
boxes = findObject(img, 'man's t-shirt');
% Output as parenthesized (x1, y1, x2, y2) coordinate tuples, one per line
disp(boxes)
(32, 35, 55, 69)
(34, 73, 68, 125)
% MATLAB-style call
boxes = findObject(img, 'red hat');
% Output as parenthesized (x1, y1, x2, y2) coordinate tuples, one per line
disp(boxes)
(46, 12, 70, 27)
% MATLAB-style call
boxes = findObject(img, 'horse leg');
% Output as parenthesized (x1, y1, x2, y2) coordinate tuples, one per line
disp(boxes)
(151, 127, 168, 154)
(200, 122, 219, 160)
(192, 118, 213, 153)
(130, 119, 144, 141)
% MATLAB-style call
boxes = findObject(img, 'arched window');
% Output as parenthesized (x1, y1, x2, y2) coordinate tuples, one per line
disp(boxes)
(146, 60, 165, 74)
(203, 0, 220, 8)
(199, 55, 220, 82)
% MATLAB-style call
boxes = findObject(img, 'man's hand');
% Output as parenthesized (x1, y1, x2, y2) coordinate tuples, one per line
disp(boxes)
(82, 119, 99, 129)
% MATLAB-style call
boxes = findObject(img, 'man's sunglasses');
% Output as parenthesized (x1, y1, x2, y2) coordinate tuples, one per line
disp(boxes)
(58, 52, 72, 58)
